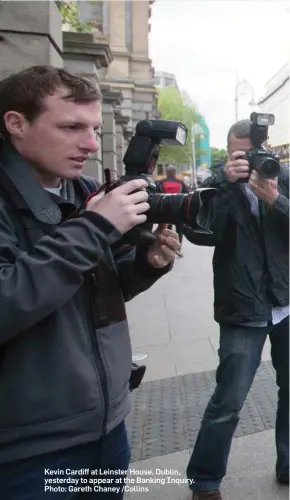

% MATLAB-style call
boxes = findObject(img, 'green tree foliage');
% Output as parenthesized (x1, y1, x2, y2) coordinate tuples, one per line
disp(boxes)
(58, 1, 92, 32)
(210, 147, 228, 168)
(157, 86, 200, 165)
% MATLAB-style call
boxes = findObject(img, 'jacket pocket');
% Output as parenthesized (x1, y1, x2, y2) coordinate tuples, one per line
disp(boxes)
(224, 289, 255, 316)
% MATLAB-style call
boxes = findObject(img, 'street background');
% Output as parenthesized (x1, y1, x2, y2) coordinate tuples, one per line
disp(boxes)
(124, 239, 288, 500)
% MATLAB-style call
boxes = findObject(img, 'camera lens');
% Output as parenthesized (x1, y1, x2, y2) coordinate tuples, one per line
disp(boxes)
(146, 194, 187, 224)
(146, 189, 217, 231)
(260, 157, 280, 178)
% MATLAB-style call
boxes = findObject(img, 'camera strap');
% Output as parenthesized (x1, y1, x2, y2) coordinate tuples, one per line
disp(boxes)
(76, 170, 119, 216)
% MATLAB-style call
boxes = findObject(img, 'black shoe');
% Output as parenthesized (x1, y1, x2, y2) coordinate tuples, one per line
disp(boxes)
(276, 472, 289, 485)
(191, 491, 223, 500)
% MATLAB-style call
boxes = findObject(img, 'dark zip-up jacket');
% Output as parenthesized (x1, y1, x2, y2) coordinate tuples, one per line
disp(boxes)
(0, 141, 171, 464)
(184, 164, 289, 324)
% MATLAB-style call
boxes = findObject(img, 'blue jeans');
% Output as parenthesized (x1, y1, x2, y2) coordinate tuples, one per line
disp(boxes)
(187, 317, 289, 492)
(0, 421, 130, 500)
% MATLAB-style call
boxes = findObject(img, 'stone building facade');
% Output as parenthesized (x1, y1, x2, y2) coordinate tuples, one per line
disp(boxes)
(77, 0, 158, 176)
(258, 63, 290, 148)
(258, 63, 290, 169)
(0, 0, 157, 181)
(153, 71, 179, 89)
(0, 1, 63, 78)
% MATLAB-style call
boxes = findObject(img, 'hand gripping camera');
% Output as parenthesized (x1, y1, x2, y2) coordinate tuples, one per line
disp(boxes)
(98, 119, 217, 246)
(238, 112, 280, 183)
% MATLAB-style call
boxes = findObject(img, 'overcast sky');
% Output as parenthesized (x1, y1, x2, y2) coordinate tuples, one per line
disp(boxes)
(149, 0, 290, 148)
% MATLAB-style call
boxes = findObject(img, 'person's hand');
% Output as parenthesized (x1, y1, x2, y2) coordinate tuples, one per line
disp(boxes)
(86, 180, 149, 234)
(146, 224, 181, 268)
(224, 151, 250, 182)
(248, 170, 279, 206)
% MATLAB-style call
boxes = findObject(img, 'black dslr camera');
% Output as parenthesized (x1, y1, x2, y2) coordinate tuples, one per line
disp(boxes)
(100, 119, 217, 245)
(238, 112, 280, 182)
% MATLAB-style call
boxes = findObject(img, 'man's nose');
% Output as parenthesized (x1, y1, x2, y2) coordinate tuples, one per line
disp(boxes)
(82, 131, 99, 153)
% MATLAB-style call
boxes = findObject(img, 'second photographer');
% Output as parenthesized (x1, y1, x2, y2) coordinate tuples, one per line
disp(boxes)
(185, 116, 289, 500)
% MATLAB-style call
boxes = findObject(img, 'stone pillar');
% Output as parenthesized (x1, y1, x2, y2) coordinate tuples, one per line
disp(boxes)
(125, 0, 157, 127)
(131, 0, 150, 57)
(130, 0, 151, 83)
(107, 1, 127, 52)
(63, 31, 113, 181)
(101, 87, 123, 180)
(0, 1, 63, 80)
(115, 112, 129, 177)
(105, 1, 130, 82)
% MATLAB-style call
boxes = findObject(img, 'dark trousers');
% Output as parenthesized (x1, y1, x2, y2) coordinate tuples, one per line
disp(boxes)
(187, 316, 289, 491)
(0, 421, 130, 500)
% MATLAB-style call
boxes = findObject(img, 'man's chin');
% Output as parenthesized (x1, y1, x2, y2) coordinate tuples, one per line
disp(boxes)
(62, 167, 84, 180)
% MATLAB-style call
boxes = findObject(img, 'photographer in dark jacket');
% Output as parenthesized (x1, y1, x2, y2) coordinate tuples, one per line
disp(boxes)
(185, 119, 289, 500)
(0, 65, 181, 500)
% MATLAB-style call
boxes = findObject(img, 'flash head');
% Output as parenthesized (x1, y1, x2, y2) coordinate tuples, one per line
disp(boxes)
(250, 112, 275, 127)
(135, 120, 187, 146)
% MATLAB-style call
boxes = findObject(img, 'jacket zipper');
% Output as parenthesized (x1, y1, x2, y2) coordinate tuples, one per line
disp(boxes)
(79, 182, 109, 439)
(87, 273, 109, 440)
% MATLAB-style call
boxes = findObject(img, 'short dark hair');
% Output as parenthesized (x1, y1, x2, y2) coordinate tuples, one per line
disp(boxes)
(0, 65, 102, 137)
(227, 119, 251, 146)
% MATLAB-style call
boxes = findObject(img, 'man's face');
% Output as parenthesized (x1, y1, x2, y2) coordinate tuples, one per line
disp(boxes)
(227, 134, 252, 157)
(6, 88, 102, 187)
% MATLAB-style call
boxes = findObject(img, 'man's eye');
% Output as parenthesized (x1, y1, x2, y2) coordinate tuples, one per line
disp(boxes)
(62, 125, 78, 130)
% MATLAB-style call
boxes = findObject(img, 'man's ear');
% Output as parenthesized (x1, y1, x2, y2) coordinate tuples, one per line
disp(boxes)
(4, 111, 27, 139)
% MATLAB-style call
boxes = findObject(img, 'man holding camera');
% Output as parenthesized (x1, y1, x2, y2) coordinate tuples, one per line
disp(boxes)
(0, 65, 181, 499)
(185, 119, 289, 500)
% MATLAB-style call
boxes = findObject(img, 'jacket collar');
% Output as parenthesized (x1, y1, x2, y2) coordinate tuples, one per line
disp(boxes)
(0, 140, 63, 225)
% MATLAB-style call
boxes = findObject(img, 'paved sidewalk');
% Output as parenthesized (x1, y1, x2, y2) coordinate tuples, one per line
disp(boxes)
(124, 430, 288, 500)
(124, 239, 288, 500)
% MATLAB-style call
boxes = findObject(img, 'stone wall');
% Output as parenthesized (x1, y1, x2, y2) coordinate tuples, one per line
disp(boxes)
(0, 1, 63, 80)
(0, 0, 155, 181)
(258, 63, 290, 148)
(77, 0, 158, 135)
